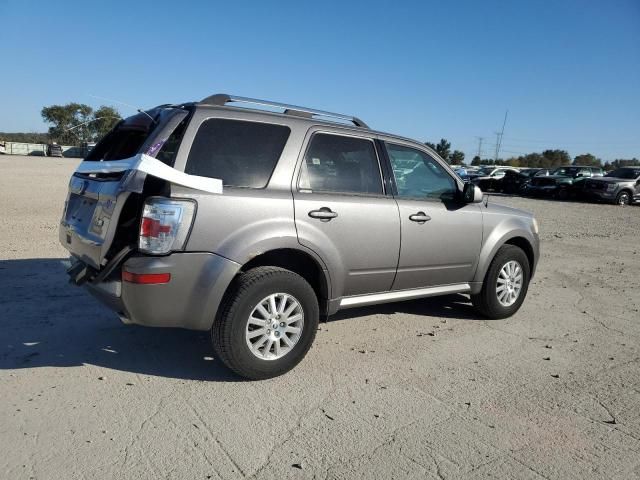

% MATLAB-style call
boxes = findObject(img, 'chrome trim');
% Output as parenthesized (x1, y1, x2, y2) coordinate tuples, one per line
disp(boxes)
(339, 283, 471, 308)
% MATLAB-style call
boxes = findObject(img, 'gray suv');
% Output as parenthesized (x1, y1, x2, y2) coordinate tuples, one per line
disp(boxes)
(59, 94, 540, 379)
(583, 167, 640, 205)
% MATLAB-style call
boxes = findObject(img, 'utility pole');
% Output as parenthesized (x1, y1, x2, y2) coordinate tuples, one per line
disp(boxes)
(474, 136, 484, 159)
(494, 132, 501, 163)
(495, 110, 508, 162)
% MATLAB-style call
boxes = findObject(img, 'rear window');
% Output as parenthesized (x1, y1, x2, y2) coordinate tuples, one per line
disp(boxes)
(185, 119, 290, 188)
(86, 111, 158, 161)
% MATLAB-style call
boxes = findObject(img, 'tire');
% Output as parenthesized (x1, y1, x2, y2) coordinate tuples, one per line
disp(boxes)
(616, 191, 631, 206)
(471, 244, 531, 319)
(212, 266, 319, 380)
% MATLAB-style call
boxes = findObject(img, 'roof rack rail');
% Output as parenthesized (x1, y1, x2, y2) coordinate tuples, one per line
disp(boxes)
(200, 93, 369, 128)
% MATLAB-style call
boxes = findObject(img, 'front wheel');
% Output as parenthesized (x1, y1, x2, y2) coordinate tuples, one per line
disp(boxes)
(471, 245, 531, 319)
(212, 267, 319, 380)
(616, 191, 631, 206)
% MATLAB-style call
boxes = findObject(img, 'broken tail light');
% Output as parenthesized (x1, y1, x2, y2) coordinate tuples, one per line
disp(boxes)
(139, 197, 196, 254)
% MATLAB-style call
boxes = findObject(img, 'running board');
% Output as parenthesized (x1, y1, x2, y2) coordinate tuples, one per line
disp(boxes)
(339, 283, 471, 309)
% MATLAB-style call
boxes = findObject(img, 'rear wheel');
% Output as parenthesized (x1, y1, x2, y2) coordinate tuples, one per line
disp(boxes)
(471, 244, 530, 319)
(616, 191, 631, 206)
(212, 267, 319, 380)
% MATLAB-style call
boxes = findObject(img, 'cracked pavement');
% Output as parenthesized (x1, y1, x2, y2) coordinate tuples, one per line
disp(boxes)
(1, 156, 639, 479)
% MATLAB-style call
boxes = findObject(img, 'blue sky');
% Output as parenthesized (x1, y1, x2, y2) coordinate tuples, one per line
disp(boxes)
(1, 0, 638, 161)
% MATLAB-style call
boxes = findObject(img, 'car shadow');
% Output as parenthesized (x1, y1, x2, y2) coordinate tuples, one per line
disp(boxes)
(1, 258, 486, 381)
(0, 258, 242, 382)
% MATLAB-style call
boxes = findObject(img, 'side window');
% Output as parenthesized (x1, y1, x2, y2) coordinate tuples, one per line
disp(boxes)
(155, 117, 188, 165)
(298, 133, 383, 195)
(386, 143, 457, 201)
(185, 119, 290, 188)
(579, 168, 591, 177)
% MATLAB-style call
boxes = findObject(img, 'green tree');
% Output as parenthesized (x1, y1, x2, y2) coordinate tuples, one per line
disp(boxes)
(41, 103, 93, 144)
(573, 153, 600, 167)
(611, 158, 640, 167)
(41, 103, 121, 145)
(435, 138, 451, 163)
(91, 106, 122, 141)
(471, 155, 481, 166)
(450, 150, 465, 164)
(542, 149, 571, 167)
(425, 141, 436, 150)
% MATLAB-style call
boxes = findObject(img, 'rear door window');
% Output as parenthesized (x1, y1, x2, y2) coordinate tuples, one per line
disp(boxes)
(185, 119, 290, 188)
(298, 133, 383, 195)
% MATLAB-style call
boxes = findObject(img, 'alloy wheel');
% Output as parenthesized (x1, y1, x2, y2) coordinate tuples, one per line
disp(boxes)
(245, 293, 304, 360)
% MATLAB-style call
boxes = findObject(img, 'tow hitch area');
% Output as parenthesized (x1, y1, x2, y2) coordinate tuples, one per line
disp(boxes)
(66, 260, 97, 286)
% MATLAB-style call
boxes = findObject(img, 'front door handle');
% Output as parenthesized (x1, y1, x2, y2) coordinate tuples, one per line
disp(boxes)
(309, 207, 338, 222)
(409, 211, 431, 223)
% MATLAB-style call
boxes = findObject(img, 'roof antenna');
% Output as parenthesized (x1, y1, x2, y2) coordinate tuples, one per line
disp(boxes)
(88, 94, 156, 124)
(65, 116, 121, 133)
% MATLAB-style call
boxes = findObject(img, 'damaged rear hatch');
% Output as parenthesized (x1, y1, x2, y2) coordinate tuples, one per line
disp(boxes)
(59, 105, 195, 274)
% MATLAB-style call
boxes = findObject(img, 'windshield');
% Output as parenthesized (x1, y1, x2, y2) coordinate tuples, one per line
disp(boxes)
(606, 168, 640, 179)
(552, 167, 580, 176)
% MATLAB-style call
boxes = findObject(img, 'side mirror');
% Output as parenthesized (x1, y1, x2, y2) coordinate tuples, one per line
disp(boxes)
(463, 182, 483, 203)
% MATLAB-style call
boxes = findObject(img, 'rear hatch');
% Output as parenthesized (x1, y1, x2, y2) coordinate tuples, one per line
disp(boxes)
(59, 106, 190, 271)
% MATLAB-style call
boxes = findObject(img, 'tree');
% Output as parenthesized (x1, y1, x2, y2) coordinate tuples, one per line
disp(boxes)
(471, 155, 481, 166)
(542, 149, 571, 167)
(611, 158, 640, 168)
(92, 106, 122, 141)
(41, 103, 92, 145)
(41, 103, 121, 145)
(573, 153, 600, 167)
(435, 138, 451, 163)
(425, 141, 436, 150)
(450, 150, 465, 165)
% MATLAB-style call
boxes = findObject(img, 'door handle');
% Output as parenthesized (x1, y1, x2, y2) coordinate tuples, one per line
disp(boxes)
(309, 207, 338, 222)
(409, 211, 431, 223)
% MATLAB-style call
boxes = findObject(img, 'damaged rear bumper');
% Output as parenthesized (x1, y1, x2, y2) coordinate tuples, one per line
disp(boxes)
(81, 252, 240, 331)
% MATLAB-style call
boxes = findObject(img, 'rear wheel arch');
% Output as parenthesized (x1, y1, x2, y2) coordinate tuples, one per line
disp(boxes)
(232, 248, 330, 315)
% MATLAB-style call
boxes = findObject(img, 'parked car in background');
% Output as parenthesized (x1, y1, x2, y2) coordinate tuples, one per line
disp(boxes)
(583, 167, 640, 205)
(451, 165, 468, 178)
(0, 141, 5, 154)
(470, 166, 518, 192)
(58, 93, 539, 379)
(523, 166, 603, 199)
(502, 168, 550, 194)
(46, 143, 63, 157)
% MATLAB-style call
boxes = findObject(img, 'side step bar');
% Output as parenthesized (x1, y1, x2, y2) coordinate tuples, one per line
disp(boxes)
(339, 283, 471, 309)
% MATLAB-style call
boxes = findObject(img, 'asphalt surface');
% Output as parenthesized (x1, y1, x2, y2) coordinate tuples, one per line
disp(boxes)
(1, 156, 639, 479)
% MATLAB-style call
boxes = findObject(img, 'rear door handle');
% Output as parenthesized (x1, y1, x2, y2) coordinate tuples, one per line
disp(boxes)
(309, 207, 338, 222)
(409, 211, 431, 223)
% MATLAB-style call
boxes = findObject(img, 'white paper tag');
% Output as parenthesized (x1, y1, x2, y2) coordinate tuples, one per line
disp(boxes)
(74, 154, 223, 194)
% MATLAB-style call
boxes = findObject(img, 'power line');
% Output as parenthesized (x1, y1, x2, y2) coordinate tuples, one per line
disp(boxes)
(500, 136, 640, 146)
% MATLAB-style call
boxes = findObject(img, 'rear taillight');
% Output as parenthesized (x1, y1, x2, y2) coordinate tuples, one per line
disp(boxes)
(138, 198, 196, 254)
